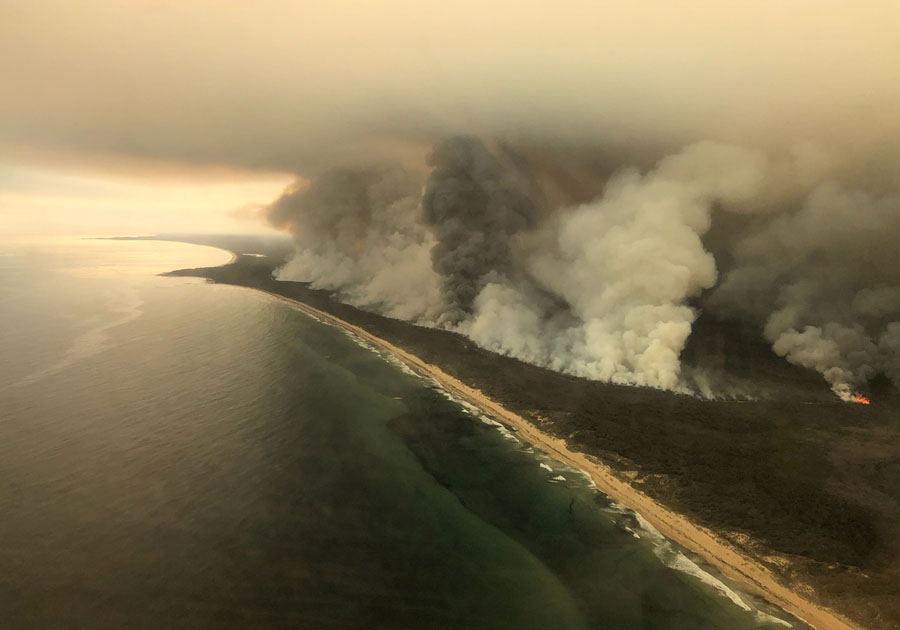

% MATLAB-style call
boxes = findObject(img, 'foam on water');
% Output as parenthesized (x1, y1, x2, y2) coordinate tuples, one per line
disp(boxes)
(280, 292, 800, 629)
(757, 611, 794, 628)
(624, 511, 800, 626)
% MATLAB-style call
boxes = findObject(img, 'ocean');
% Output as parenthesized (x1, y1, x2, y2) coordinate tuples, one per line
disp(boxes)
(0, 238, 799, 629)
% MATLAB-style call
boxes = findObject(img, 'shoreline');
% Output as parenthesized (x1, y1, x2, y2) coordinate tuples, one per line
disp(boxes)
(255, 287, 859, 630)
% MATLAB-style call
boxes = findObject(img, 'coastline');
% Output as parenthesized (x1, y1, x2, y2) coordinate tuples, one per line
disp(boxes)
(158, 240, 887, 629)
(257, 288, 859, 630)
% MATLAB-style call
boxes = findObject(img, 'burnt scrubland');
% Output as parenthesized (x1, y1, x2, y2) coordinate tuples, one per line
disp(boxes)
(164, 240, 900, 630)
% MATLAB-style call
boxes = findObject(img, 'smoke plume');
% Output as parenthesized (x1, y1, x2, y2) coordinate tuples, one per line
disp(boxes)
(2, 2, 898, 396)
(267, 168, 442, 322)
(270, 135, 900, 398)
(422, 137, 544, 324)
(461, 142, 766, 389)
(710, 183, 900, 397)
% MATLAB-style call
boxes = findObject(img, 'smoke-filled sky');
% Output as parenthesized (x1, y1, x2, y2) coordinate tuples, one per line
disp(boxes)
(3, 1, 900, 396)
(4, 1, 899, 174)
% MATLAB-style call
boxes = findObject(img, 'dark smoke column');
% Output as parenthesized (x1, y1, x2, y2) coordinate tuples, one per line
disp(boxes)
(422, 136, 541, 324)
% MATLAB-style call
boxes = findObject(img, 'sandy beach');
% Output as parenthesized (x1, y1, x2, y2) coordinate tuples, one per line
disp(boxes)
(260, 288, 860, 630)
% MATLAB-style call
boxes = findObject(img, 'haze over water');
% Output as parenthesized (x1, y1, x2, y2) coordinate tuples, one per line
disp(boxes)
(0, 240, 797, 628)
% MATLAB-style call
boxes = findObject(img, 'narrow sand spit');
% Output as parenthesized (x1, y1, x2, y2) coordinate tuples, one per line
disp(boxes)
(266, 290, 859, 630)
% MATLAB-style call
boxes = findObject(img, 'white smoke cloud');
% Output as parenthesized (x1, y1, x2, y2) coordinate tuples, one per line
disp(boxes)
(462, 142, 767, 390)
(267, 138, 900, 399)
(270, 168, 443, 322)
(3, 1, 898, 399)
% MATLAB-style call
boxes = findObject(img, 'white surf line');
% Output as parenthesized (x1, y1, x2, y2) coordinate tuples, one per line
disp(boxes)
(251, 287, 858, 630)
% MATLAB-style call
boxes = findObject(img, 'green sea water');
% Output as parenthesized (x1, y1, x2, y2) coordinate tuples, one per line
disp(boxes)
(0, 239, 801, 629)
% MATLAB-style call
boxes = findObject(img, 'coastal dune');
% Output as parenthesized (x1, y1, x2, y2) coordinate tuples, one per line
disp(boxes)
(262, 289, 859, 630)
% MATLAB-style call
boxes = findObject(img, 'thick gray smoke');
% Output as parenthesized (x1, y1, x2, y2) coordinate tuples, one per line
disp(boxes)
(268, 168, 442, 322)
(270, 136, 900, 398)
(710, 184, 900, 398)
(5, 1, 899, 398)
(422, 137, 543, 324)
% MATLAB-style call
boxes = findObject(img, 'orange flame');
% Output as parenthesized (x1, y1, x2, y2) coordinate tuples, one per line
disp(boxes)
(851, 394, 870, 405)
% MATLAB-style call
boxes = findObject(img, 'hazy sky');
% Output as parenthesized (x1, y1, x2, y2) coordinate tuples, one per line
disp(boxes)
(2, 1, 899, 236)
(0, 162, 289, 239)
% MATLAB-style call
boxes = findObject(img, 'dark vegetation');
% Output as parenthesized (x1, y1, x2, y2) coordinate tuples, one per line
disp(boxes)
(162, 235, 900, 630)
